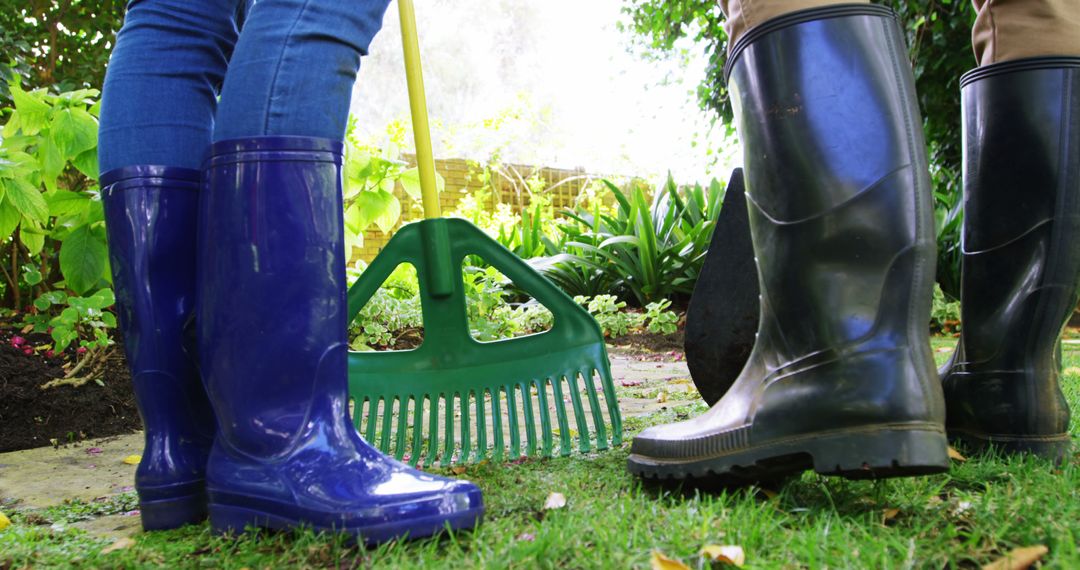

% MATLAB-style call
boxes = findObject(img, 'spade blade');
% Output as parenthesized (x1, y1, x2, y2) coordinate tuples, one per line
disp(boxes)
(685, 168, 759, 406)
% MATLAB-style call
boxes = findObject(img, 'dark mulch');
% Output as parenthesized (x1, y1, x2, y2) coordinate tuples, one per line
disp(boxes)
(0, 321, 139, 453)
(607, 330, 685, 357)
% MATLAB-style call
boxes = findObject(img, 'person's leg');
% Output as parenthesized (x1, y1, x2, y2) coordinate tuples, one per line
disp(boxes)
(197, 0, 484, 542)
(970, 0, 1080, 66)
(213, 0, 388, 140)
(628, 5, 948, 482)
(99, 0, 241, 171)
(97, 0, 240, 530)
(940, 0, 1080, 461)
(719, 0, 868, 48)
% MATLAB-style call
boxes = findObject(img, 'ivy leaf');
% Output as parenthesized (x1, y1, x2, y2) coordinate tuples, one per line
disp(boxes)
(8, 83, 50, 136)
(50, 107, 98, 160)
(60, 224, 108, 294)
(3, 177, 48, 223)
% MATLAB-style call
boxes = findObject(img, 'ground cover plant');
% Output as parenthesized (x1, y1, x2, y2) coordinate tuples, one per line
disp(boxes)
(3, 337, 1077, 568)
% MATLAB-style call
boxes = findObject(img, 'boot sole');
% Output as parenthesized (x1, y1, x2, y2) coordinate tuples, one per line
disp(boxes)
(949, 430, 1072, 463)
(208, 502, 484, 545)
(139, 484, 208, 531)
(628, 425, 949, 483)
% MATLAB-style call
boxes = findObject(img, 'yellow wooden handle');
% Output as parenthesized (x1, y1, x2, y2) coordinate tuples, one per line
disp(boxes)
(398, 0, 440, 219)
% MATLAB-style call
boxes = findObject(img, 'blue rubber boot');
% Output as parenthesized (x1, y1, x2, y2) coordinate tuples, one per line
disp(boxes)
(198, 137, 484, 544)
(101, 166, 216, 530)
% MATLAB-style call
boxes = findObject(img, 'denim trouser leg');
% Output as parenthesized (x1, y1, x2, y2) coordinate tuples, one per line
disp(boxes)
(213, 0, 391, 141)
(98, 0, 241, 172)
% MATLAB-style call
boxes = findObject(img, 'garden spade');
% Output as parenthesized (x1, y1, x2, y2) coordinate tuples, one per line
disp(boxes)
(344, 0, 622, 467)
(684, 169, 760, 405)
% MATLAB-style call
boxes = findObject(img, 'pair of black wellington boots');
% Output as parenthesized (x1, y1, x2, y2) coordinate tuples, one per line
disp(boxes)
(628, 5, 1079, 482)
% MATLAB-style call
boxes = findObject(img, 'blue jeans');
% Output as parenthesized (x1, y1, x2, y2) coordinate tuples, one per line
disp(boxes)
(98, 0, 391, 172)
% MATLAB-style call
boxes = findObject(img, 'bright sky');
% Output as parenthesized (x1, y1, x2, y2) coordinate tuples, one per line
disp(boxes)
(350, 0, 738, 184)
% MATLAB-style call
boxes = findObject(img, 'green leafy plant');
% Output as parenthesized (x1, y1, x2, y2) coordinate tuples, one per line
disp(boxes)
(1, 80, 108, 314)
(24, 288, 116, 353)
(546, 176, 723, 306)
(576, 294, 637, 338)
(930, 283, 962, 335)
(644, 299, 679, 335)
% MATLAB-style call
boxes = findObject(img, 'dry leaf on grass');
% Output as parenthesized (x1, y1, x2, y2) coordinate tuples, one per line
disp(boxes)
(101, 537, 136, 554)
(122, 454, 142, 465)
(543, 492, 567, 510)
(948, 447, 967, 462)
(882, 508, 901, 524)
(656, 392, 668, 403)
(0, 512, 10, 530)
(700, 544, 746, 566)
(650, 550, 691, 570)
(981, 545, 1049, 570)
(449, 466, 467, 475)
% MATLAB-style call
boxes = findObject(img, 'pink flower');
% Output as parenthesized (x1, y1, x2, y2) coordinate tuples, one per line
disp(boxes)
(76, 347, 88, 355)
(12, 336, 26, 347)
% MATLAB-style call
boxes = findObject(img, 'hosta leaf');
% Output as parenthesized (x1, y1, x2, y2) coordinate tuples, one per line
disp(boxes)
(60, 224, 108, 294)
(4, 177, 48, 223)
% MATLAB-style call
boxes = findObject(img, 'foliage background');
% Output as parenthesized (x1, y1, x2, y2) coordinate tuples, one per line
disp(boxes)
(620, 0, 976, 297)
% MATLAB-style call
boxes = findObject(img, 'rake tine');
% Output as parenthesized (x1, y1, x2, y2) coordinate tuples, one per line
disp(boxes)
(410, 396, 424, 466)
(491, 387, 505, 462)
(566, 371, 591, 453)
(476, 389, 488, 462)
(507, 384, 521, 459)
(393, 397, 410, 460)
(536, 379, 553, 457)
(520, 382, 537, 456)
(550, 376, 572, 457)
(379, 397, 394, 452)
(583, 367, 609, 450)
(442, 393, 455, 467)
(599, 361, 622, 445)
(364, 397, 379, 443)
(427, 393, 440, 467)
(461, 391, 473, 463)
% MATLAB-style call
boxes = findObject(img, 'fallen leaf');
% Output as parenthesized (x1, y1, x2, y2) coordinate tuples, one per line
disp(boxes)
(759, 488, 779, 500)
(882, 508, 900, 524)
(656, 392, 668, 403)
(122, 454, 142, 465)
(948, 447, 967, 462)
(101, 537, 136, 554)
(86, 447, 103, 455)
(651, 550, 691, 570)
(543, 492, 567, 510)
(0, 512, 10, 530)
(669, 377, 693, 385)
(700, 544, 746, 567)
(981, 545, 1049, 570)
(450, 466, 467, 475)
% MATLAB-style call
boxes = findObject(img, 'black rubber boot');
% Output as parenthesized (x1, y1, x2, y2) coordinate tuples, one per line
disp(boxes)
(628, 5, 949, 483)
(941, 58, 1080, 462)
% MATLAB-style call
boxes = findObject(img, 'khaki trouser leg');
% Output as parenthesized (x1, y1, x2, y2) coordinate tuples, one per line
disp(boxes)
(720, 0, 868, 47)
(972, 0, 1080, 65)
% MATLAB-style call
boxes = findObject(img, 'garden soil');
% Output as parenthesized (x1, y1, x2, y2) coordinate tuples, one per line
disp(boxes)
(0, 323, 139, 453)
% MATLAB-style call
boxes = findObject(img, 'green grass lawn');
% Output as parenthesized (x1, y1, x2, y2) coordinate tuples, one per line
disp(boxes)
(3, 337, 1079, 569)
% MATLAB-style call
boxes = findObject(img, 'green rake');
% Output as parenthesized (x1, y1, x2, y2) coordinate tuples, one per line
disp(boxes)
(344, 0, 622, 467)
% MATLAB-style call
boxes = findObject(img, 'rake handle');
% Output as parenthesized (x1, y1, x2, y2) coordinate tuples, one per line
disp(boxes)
(398, 0, 440, 220)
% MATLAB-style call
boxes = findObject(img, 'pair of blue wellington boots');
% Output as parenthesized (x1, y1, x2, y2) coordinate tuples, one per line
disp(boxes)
(101, 137, 483, 541)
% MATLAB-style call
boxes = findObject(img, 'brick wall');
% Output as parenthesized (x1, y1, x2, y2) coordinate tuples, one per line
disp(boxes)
(350, 157, 601, 263)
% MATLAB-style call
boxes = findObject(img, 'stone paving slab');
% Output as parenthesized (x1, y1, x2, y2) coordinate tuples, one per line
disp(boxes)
(0, 351, 691, 538)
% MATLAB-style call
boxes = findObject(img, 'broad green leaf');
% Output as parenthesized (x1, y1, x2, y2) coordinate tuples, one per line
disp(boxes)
(9, 83, 50, 136)
(45, 190, 91, 218)
(21, 264, 42, 285)
(20, 224, 45, 255)
(399, 167, 446, 202)
(72, 149, 99, 180)
(60, 224, 108, 294)
(0, 196, 20, 238)
(39, 137, 64, 191)
(50, 107, 98, 160)
(354, 189, 401, 233)
(88, 288, 116, 309)
(370, 189, 401, 233)
(3, 178, 48, 223)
